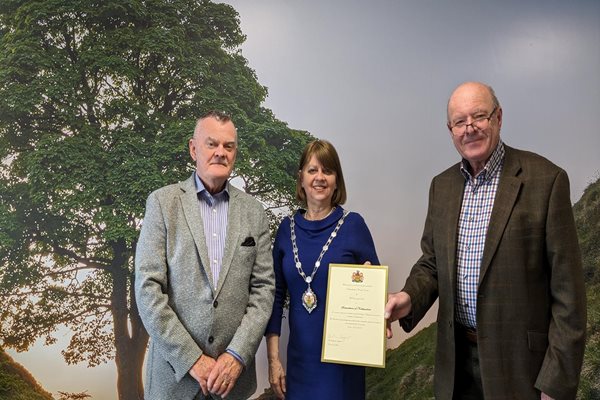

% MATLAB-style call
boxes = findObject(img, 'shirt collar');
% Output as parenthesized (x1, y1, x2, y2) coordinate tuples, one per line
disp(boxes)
(194, 173, 229, 205)
(460, 139, 505, 182)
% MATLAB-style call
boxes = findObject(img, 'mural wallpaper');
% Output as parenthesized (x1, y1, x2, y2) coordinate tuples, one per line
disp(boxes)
(1, 0, 598, 399)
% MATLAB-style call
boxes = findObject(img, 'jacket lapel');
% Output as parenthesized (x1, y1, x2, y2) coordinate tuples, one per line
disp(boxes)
(179, 174, 215, 290)
(444, 166, 465, 293)
(215, 183, 241, 297)
(479, 147, 522, 283)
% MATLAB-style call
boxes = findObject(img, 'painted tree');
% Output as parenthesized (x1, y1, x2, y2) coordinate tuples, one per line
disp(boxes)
(0, 1, 312, 399)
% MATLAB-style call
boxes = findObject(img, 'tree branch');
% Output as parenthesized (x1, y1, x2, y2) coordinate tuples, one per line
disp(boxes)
(50, 244, 110, 270)
(5, 288, 110, 303)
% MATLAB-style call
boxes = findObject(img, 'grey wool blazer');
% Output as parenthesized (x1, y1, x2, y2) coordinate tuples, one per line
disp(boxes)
(401, 145, 586, 400)
(135, 174, 275, 400)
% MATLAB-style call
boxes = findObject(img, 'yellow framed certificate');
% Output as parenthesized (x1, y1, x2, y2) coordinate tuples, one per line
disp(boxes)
(321, 263, 388, 368)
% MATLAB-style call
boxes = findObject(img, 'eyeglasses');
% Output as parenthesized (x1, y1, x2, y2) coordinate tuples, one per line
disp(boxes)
(448, 106, 497, 136)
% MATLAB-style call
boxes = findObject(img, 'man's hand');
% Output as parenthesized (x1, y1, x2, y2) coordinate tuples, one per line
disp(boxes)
(207, 352, 243, 398)
(541, 393, 555, 400)
(384, 291, 412, 338)
(268, 357, 286, 399)
(189, 354, 217, 396)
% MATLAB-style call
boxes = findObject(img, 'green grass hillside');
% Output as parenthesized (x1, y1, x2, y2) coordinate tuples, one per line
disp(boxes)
(366, 176, 600, 399)
(0, 348, 54, 400)
(366, 324, 435, 399)
(574, 177, 600, 399)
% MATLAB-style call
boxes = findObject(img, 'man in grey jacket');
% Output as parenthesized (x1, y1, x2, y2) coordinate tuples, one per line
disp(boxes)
(135, 111, 275, 399)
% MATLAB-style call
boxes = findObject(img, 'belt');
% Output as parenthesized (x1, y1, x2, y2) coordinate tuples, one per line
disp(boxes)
(456, 324, 478, 344)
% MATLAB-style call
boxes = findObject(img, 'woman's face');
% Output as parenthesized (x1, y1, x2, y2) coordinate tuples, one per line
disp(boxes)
(300, 155, 337, 207)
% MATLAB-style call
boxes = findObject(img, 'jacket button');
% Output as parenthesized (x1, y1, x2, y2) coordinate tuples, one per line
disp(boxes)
(213, 300, 218, 308)
(208, 336, 214, 343)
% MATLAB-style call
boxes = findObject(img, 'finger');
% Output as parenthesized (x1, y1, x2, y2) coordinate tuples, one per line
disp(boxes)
(281, 373, 286, 394)
(206, 368, 219, 392)
(270, 374, 282, 398)
(221, 371, 237, 397)
(214, 379, 225, 395)
(222, 380, 234, 398)
(199, 379, 209, 396)
(214, 373, 232, 396)
(217, 381, 228, 397)
(273, 383, 284, 399)
(384, 297, 395, 319)
(206, 370, 214, 388)
(386, 320, 393, 339)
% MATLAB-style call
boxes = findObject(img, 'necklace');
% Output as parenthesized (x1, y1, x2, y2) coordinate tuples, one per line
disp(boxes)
(290, 209, 348, 313)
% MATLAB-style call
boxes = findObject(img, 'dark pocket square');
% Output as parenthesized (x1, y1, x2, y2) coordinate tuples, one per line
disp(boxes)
(241, 236, 256, 246)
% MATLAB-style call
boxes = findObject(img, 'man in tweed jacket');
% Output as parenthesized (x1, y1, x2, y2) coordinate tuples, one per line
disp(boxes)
(385, 82, 586, 399)
(135, 111, 275, 399)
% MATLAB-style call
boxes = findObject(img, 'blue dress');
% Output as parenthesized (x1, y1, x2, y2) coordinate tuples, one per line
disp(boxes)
(265, 207, 380, 400)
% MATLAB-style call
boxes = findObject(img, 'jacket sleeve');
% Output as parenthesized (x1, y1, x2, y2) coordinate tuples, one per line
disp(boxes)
(349, 212, 381, 265)
(534, 169, 587, 399)
(134, 191, 203, 381)
(400, 178, 441, 332)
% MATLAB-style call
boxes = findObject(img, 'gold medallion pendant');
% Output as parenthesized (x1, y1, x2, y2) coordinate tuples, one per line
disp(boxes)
(302, 286, 317, 313)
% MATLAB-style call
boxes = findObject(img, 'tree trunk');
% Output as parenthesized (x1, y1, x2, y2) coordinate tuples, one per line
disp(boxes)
(111, 240, 149, 400)
(114, 331, 148, 400)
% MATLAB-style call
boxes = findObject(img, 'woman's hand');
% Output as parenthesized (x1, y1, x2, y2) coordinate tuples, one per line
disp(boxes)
(268, 357, 286, 399)
(266, 334, 286, 399)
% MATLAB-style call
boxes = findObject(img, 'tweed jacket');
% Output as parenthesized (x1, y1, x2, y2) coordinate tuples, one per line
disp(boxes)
(135, 174, 275, 400)
(401, 145, 586, 400)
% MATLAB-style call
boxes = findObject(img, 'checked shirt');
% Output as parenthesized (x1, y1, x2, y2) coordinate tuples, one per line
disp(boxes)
(455, 141, 505, 329)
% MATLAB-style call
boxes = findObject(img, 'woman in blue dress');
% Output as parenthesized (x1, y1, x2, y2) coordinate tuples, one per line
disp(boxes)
(265, 140, 380, 400)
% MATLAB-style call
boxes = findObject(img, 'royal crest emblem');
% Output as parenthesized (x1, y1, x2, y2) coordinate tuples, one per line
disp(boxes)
(352, 270, 364, 283)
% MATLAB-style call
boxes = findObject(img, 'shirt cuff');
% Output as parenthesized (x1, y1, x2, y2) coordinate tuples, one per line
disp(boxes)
(226, 349, 246, 368)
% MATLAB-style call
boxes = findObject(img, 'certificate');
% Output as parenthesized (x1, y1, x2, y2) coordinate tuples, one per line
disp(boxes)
(321, 263, 388, 368)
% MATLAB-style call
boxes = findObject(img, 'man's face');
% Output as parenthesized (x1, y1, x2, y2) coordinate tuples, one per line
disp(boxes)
(189, 117, 237, 193)
(447, 83, 502, 171)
